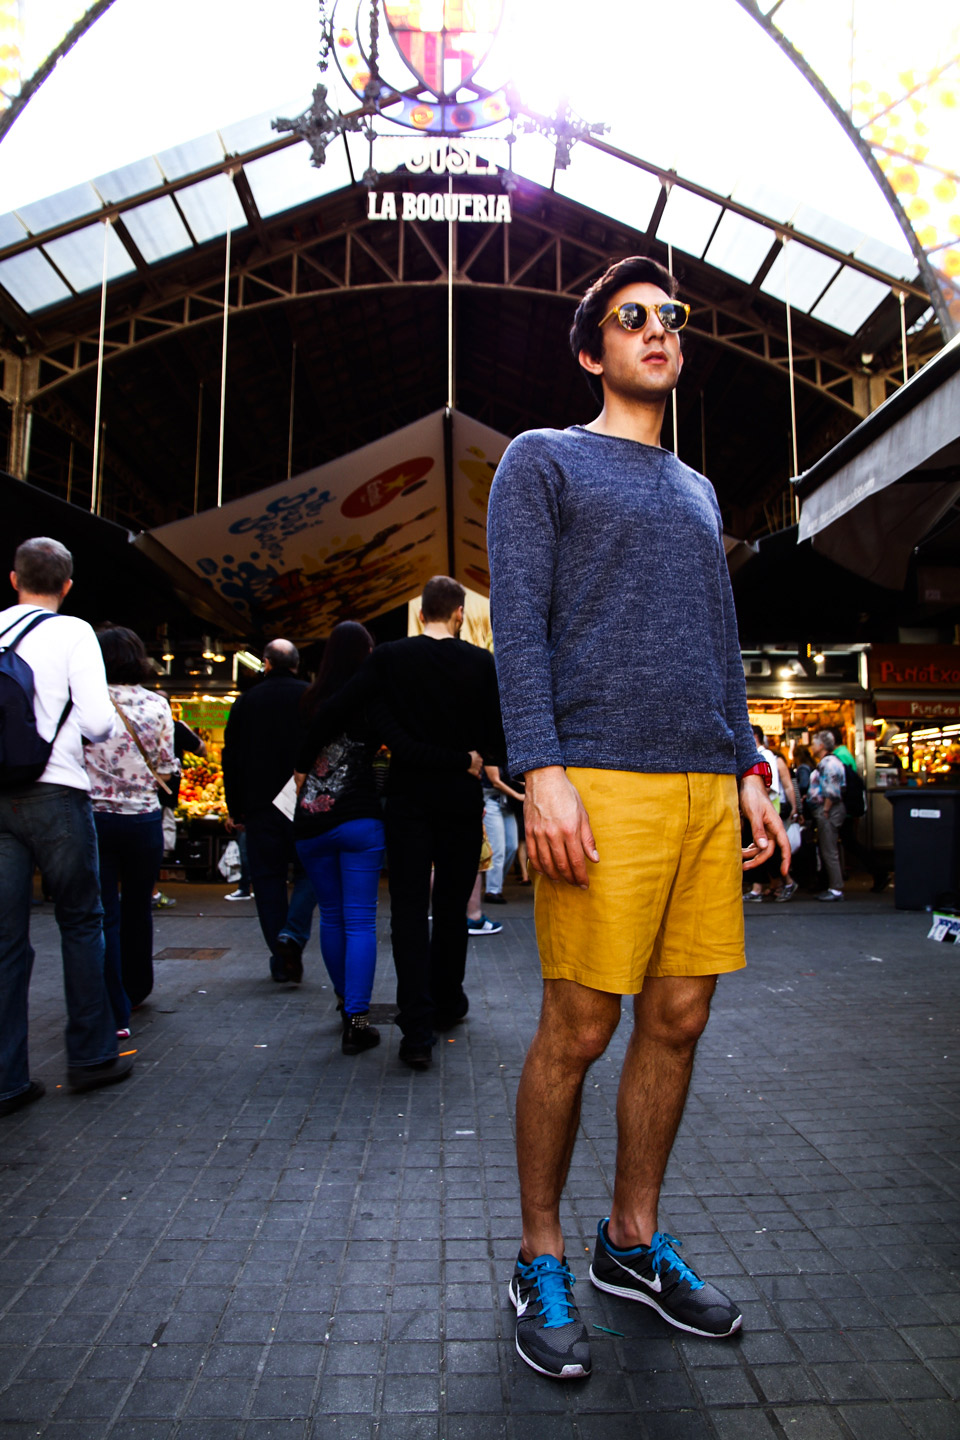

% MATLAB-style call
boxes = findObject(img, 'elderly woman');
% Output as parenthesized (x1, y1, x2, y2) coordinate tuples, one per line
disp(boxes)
(808, 729, 847, 901)
(84, 626, 176, 1033)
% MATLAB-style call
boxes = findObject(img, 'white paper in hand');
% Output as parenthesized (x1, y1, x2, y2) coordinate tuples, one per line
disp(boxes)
(273, 776, 297, 821)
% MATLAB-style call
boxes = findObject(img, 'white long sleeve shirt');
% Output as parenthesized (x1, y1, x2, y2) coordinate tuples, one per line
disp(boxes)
(0, 603, 117, 791)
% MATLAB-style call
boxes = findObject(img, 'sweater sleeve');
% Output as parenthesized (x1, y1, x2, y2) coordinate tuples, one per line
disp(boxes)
(487, 436, 565, 775)
(714, 507, 761, 777)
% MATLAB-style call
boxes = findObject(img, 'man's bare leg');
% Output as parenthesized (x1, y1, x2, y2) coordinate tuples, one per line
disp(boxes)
(516, 978, 622, 1261)
(606, 974, 717, 1250)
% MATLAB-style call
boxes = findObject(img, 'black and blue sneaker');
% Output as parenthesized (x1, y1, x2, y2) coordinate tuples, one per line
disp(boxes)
(508, 1253, 591, 1379)
(589, 1220, 741, 1338)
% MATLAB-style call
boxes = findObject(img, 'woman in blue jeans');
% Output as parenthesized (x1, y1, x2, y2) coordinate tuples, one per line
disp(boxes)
(84, 627, 176, 1033)
(295, 622, 470, 1056)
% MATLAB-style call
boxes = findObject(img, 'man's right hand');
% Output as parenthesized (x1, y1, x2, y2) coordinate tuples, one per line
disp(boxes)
(525, 766, 599, 888)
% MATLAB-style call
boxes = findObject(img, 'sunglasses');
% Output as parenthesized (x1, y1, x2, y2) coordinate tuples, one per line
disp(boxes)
(598, 301, 691, 333)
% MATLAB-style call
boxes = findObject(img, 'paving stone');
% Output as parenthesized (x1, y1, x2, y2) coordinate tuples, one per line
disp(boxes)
(0, 889, 958, 1436)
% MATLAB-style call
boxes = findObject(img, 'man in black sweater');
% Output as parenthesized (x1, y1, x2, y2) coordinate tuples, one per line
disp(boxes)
(222, 639, 315, 982)
(295, 577, 503, 1069)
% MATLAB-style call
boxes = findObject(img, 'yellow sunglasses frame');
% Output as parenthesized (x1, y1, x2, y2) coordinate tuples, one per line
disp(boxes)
(598, 301, 691, 332)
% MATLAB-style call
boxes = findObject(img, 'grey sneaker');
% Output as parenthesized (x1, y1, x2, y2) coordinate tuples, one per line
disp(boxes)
(509, 1253, 591, 1380)
(815, 889, 843, 902)
(589, 1221, 741, 1338)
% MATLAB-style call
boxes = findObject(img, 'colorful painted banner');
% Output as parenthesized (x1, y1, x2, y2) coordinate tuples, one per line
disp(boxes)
(148, 409, 510, 639)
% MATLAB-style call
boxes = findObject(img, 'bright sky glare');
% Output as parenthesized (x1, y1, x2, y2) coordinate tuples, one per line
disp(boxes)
(0, 0, 909, 256)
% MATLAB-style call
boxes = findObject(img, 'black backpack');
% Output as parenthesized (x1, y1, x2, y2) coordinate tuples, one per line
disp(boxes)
(0, 610, 73, 790)
(841, 761, 866, 819)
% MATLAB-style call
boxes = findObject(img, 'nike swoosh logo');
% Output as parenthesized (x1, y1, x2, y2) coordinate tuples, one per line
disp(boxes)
(616, 1259, 661, 1293)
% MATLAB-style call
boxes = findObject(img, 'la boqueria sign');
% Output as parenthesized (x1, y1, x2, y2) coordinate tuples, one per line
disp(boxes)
(367, 141, 512, 224)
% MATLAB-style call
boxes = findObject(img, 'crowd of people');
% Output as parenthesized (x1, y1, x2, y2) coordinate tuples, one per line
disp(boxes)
(744, 724, 877, 903)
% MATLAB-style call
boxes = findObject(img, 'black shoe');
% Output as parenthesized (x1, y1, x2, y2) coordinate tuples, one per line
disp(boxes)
(509, 1253, 591, 1379)
(589, 1220, 741, 1337)
(273, 936, 303, 983)
(342, 1013, 381, 1055)
(484, 892, 507, 905)
(0, 1079, 45, 1118)
(398, 1040, 432, 1071)
(67, 1056, 134, 1094)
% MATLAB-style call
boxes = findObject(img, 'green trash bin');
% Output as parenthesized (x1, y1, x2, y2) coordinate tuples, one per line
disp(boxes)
(885, 789, 960, 910)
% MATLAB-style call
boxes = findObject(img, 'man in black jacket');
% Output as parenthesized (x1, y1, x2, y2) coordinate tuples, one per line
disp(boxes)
(222, 639, 315, 982)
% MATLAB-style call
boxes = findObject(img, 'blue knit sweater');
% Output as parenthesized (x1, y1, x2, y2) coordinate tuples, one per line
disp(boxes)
(487, 427, 760, 779)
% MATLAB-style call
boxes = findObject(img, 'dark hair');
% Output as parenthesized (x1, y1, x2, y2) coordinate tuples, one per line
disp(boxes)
(302, 621, 374, 720)
(421, 575, 465, 623)
(97, 625, 151, 684)
(793, 744, 813, 767)
(569, 256, 680, 404)
(751, 725, 766, 745)
(13, 537, 73, 595)
(263, 638, 299, 674)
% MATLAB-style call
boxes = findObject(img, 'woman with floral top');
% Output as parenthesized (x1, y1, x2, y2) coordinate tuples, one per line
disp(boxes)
(84, 627, 176, 1033)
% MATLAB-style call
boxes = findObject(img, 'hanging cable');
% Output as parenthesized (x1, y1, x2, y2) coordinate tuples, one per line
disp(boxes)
(90, 217, 112, 513)
(217, 176, 234, 509)
(899, 291, 909, 385)
(287, 341, 297, 479)
(782, 237, 799, 523)
(447, 176, 455, 411)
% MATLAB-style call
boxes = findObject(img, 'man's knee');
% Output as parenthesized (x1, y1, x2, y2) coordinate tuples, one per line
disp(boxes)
(634, 976, 716, 1050)
(538, 981, 621, 1069)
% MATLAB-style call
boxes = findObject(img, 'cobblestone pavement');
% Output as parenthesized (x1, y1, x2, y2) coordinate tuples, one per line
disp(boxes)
(1, 878, 958, 1439)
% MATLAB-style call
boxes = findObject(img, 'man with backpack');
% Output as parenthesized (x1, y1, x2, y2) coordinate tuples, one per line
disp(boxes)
(0, 537, 134, 1117)
(808, 730, 848, 901)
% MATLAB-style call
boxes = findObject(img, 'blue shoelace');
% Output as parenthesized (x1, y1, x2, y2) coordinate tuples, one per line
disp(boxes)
(647, 1231, 705, 1291)
(519, 1256, 578, 1328)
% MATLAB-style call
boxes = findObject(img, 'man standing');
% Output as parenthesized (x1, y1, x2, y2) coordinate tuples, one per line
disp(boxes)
(488, 257, 788, 1379)
(0, 537, 134, 1117)
(294, 577, 502, 1069)
(808, 730, 846, 901)
(222, 639, 315, 981)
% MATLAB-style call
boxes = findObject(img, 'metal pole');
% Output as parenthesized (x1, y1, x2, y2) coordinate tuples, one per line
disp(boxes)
(783, 238, 799, 522)
(217, 178, 234, 509)
(899, 291, 909, 385)
(194, 380, 204, 514)
(96, 421, 106, 516)
(287, 340, 297, 480)
(667, 240, 678, 457)
(23, 410, 33, 479)
(447, 177, 455, 412)
(66, 439, 74, 503)
(90, 217, 112, 513)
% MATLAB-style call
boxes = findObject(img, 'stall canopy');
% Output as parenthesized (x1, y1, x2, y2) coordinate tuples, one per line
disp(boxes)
(795, 330, 960, 589)
(141, 408, 505, 639)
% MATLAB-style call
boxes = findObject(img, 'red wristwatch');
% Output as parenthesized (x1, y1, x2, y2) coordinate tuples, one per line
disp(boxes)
(740, 760, 773, 788)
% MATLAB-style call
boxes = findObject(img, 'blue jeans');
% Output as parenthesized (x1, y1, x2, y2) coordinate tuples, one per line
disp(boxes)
(0, 783, 118, 1102)
(483, 793, 518, 895)
(94, 809, 164, 1025)
(245, 808, 316, 972)
(297, 818, 385, 1017)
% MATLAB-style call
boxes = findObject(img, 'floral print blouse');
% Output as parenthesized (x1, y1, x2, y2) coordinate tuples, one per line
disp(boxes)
(85, 685, 177, 815)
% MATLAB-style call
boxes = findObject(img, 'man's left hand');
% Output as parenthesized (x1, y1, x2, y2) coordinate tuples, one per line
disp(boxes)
(740, 774, 790, 876)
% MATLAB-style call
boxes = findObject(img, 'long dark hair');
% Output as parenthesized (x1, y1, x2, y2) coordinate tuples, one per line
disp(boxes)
(302, 621, 374, 720)
(97, 625, 152, 684)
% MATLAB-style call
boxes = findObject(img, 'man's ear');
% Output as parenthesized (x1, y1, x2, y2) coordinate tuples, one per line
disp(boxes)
(9, 570, 18, 594)
(60, 578, 73, 601)
(579, 348, 603, 378)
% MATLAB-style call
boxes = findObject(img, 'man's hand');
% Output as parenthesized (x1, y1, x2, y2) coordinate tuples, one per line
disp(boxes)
(740, 774, 790, 876)
(525, 766, 599, 888)
(224, 815, 245, 835)
(467, 750, 483, 778)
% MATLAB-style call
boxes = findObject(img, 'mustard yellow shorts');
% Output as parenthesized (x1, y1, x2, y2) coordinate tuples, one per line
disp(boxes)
(534, 769, 746, 995)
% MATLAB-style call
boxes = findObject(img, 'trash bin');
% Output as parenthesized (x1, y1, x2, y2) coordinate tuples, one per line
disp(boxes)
(885, 789, 960, 910)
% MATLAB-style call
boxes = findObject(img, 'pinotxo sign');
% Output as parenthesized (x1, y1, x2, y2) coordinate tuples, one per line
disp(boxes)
(367, 140, 512, 225)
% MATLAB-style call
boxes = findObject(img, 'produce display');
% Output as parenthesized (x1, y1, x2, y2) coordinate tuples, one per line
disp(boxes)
(176, 751, 227, 819)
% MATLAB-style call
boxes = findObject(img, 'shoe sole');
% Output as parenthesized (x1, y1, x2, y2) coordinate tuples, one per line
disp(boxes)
(508, 1278, 591, 1379)
(588, 1267, 741, 1338)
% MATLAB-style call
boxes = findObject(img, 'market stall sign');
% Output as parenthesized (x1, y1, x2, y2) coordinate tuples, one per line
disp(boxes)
(876, 699, 960, 720)
(868, 645, 960, 690)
